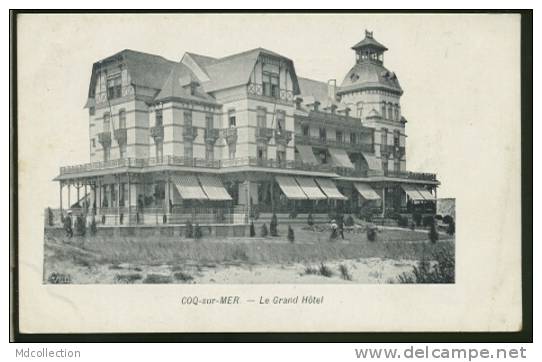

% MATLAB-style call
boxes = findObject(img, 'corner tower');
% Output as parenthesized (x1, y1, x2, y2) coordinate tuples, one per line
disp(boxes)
(338, 30, 407, 173)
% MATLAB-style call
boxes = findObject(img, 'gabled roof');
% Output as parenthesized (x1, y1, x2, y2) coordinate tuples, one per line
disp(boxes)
(188, 47, 300, 95)
(154, 62, 217, 104)
(86, 49, 177, 106)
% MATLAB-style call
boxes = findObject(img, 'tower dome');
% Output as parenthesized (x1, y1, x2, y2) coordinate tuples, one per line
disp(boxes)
(337, 30, 402, 96)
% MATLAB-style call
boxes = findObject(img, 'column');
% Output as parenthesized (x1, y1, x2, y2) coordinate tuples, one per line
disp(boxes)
(117, 175, 121, 225)
(127, 173, 131, 225)
(246, 179, 251, 223)
(381, 186, 386, 217)
(67, 183, 71, 210)
(76, 183, 80, 205)
(59, 182, 63, 216)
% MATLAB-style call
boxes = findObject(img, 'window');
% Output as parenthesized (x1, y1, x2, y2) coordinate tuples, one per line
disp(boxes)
(318, 151, 328, 164)
(118, 109, 126, 129)
(319, 127, 327, 142)
(394, 131, 400, 147)
(302, 125, 309, 136)
(257, 107, 267, 128)
(276, 111, 285, 131)
(257, 144, 267, 161)
(91, 138, 96, 148)
(156, 141, 163, 159)
(356, 102, 364, 118)
(184, 111, 192, 127)
(263, 72, 280, 98)
(206, 114, 214, 129)
(155, 109, 163, 127)
(336, 130, 343, 143)
(228, 109, 236, 127)
(205, 143, 214, 161)
(119, 143, 127, 158)
(184, 142, 193, 159)
(388, 105, 393, 120)
(382, 157, 388, 175)
(381, 104, 386, 119)
(394, 107, 400, 121)
(381, 128, 388, 146)
(394, 160, 400, 172)
(276, 150, 286, 164)
(350, 132, 357, 145)
(106, 75, 122, 100)
(103, 113, 110, 132)
(103, 146, 110, 162)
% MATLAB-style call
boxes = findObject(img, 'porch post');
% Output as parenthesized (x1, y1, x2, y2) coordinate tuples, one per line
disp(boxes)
(270, 181, 275, 212)
(117, 175, 121, 225)
(59, 182, 63, 216)
(76, 182, 80, 205)
(246, 179, 251, 223)
(128, 173, 131, 225)
(381, 186, 386, 217)
(67, 183, 71, 210)
(434, 186, 438, 214)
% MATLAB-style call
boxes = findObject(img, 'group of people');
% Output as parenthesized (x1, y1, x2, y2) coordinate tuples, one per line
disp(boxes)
(329, 216, 346, 241)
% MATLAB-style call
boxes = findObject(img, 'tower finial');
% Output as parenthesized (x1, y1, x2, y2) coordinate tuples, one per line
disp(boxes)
(365, 29, 373, 39)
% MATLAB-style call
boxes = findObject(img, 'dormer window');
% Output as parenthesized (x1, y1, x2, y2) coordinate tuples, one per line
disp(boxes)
(106, 75, 122, 100)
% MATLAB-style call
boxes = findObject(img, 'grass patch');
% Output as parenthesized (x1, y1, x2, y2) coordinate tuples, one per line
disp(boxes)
(143, 274, 172, 284)
(318, 263, 333, 278)
(114, 273, 142, 284)
(339, 264, 352, 281)
(173, 271, 194, 283)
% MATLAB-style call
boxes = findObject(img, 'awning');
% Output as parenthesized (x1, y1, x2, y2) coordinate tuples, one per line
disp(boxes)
(172, 175, 208, 200)
(361, 152, 382, 171)
(401, 184, 425, 201)
(315, 178, 348, 200)
(198, 175, 232, 201)
(295, 177, 327, 200)
(275, 176, 307, 200)
(354, 183, 381, 200)
(329, 148, 354, 169)
(295, 145, 319, 165)
(417, 187, 434, 200)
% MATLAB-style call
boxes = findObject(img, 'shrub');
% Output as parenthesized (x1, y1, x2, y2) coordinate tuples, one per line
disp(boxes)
(143, 274, 172, 284)
(249, 221, 256, 237)
(114, 273, 142, 284)
(303, 266, 319, 275)
(447, 220, 455, 236)
(185, 220, 193, 238)
(47, 207, 54, 226)
(422, 215, 434, 227)
(397, 215, 409, 228)
(89, 217, 97, 236)
(287, 225, 295, 243)
(307, 213, 314, 226)
(412, 212, 422, 227)
(345, 215, 355, 227)
(434, 214, 443, 221)
(410, 221, 416, 230)
(428, 222, 439, 243)
(443, 215, 454, 225)
(260, 223, 268, 237)
(366, 227, 377, 242)
(397, 248, 455, 283)
(173, 271, 194, 283)
(339, 264, 352, 281)
(194, 223, 202, 240)
(318, 263, 333, 278)
(270, 213, 278, 236)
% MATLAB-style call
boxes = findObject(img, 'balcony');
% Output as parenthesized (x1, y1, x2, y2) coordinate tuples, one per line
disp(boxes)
(274, 129, 293, 145)
(114, 128, 127, 145)
(381, 145, 405, 158)
(221, 127, 238, 145)
(182, 126, 197, 140)
(247, 82, 294, 103)
(204, 128, 220, 143)
(97, 132, 111, 147)
(295, 134, 374, 153)
(256, 127, 274, 142)
(150, 125, 164, 141)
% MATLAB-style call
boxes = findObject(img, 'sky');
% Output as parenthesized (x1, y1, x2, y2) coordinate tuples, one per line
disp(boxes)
(16, 13, 521, 208)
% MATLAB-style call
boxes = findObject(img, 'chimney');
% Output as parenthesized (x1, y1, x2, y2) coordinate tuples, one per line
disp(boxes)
(327, 79, 337, 101)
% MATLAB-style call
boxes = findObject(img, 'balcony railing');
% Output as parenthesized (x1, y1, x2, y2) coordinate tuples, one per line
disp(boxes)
(182, 126, 197, 140)
(247, 82, 294, 102)
(59, 156, 437, 182)
(150, 125, 164, 140)
(97, 131, 112, 147)
(274, 129, 293, 144)
(256, 127, 274, 141)
(113, 128, 127, 144)
(296, 135, 374, 153)
(381, 144, 405, 158)
(204, 128, 220, 143)
(221, 127, 238, 144)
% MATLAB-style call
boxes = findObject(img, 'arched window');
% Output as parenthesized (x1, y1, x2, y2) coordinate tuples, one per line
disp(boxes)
(381, 103, 386, 119)
(103, 113, 110, 132)
(388, 105, 393, 120)
(118, 109, 126, 129)
(356, 102, 364, 118)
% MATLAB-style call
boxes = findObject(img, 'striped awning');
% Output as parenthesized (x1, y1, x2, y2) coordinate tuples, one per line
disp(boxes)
(198, 175, 232, 201)
(275, 176, 307, 200)
(361, 152, 382, 171)
(401, 184, 425, 201)
(329, 148, 354, 169)
(295, 177, 327, 200)
(354, 183, 381, 200)
(295, 145, 319, 165)
(417, 187, 434, 200)
(315, 178, 348, 200)
(172, 175, 208, 200)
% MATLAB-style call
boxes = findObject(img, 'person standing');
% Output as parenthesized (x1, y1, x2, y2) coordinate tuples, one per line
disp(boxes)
(330, 219, 338, 241)
(338, 215, 345, 240)
(64, 211, 73, 238)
